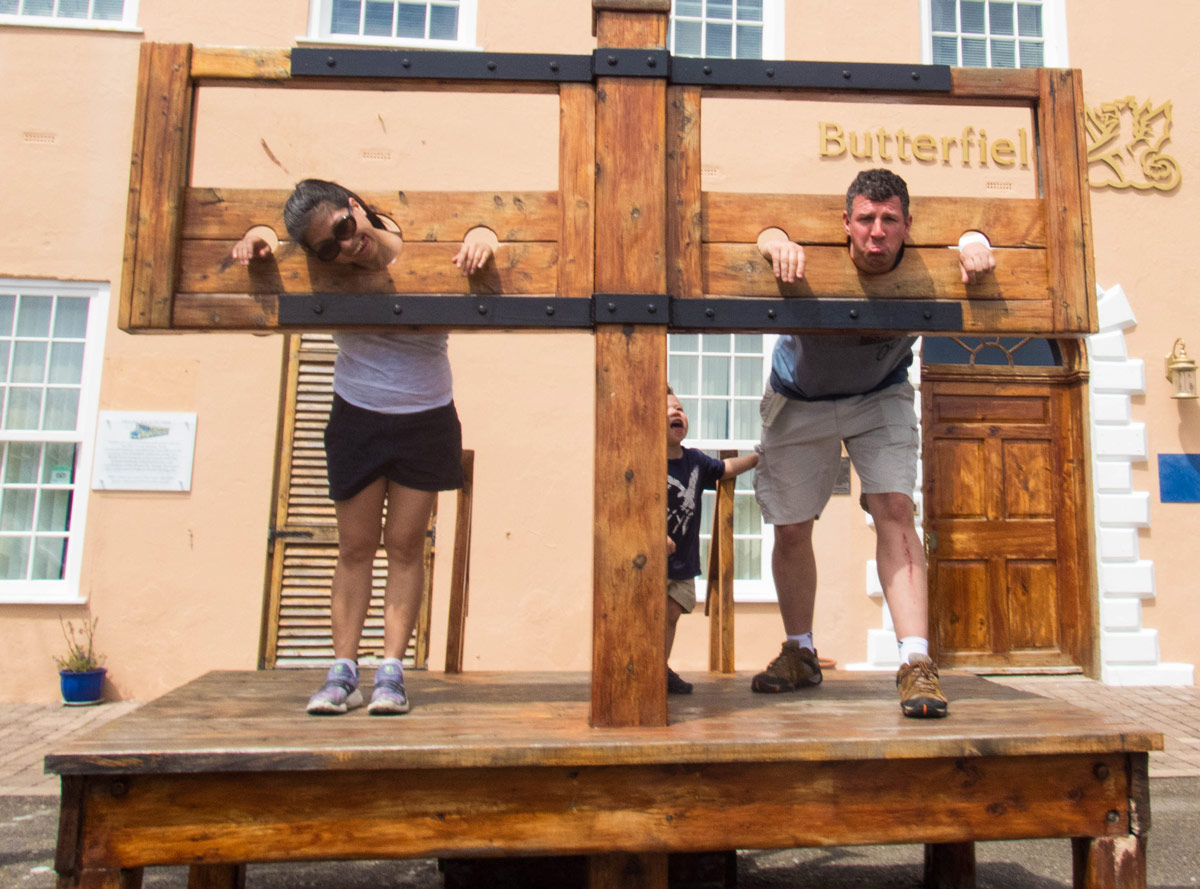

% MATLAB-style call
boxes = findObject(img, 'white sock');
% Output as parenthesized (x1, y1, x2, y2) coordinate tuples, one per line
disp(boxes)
(787, 632, 814, 651)
(898, 636, 929, 664)
(333, 657, 358, 678)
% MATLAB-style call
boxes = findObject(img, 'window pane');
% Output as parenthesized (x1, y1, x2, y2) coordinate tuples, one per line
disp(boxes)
(331, 0, 361, 34)
(11, 341, 47, 384)
(680, 397, 699, 425)
(700, 400, 729, 439)
(43, 443, 76, 484)
(58, 0, 87, 16)
(395, 1, 427, 37)
(1017, 2, 1042, 36)
(16, 295, 51, 337)
(53, 297, 89, 339)
(92, 0, 124, 20)
(706, 21, 733, 57)
(43, 389, 80, 431)
(961, 1, 985, 33)
(990, 38, 1015, 67)
(735, 23, 762, 59)
(1, 488, 36, 531)
(21, 0, 53, 16)
(0, 0, 18, 13)
(734, 357, 761, 396)
(734, 495, 761, 534)
(989, 1, 1014, 34)
(677, 0, 702, 15)
(1018, 39, 1043, 66)
(0, 295, 14, 337)
(707, 0, 733, 20)
(671, 333, 699, 353)
(701, 333, 730, 353)
(363, 0, 394, 36)
(4, 442, 41, 484)
(931, 0, 957, 31)
(734, 538, 761, 580)
(736, 0, 762, 22)
(37, 490, 71, 532)
(669, 354, 699, 394)
(0, 537, 29, 579)
(48, 342, 84, 385)
(31, 537, 66, 580)
(5, 389, 42, 430)
(429, 3, 457, 39)
(674, 20, 702, 56)
(733, 400, 758, 440)
(932, 35, 958, 65)
(702, 356, 730, 396)
(962, 36, 987, 66)
(732, 334, 760, 353)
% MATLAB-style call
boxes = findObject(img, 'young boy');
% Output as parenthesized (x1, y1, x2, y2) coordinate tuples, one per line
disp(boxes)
(665, 388, 759, 694)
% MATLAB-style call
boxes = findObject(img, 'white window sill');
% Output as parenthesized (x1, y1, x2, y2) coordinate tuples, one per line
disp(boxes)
(0, 592, 87, 606)
(0, 16, 141, 33)
(296, 35, 481, 52)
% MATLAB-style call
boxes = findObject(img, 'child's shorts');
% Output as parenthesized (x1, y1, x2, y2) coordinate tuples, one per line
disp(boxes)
(667, 577, 697, 614)
(324, 395, 464, 502)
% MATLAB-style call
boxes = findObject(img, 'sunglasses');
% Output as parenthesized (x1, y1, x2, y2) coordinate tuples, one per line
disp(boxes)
(310, 209, 357, 262)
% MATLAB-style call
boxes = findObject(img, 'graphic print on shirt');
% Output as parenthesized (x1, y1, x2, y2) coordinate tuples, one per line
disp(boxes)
(668, 466, 702, 540)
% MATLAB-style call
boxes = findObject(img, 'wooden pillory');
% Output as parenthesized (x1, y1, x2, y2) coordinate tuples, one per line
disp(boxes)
(46, 3, 1154, 889)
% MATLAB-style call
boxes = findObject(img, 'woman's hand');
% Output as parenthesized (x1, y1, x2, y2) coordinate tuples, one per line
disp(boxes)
(452, 240, 494, 276)
(231, 233, 274, 265)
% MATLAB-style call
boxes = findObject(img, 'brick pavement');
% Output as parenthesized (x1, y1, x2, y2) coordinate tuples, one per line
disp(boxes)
(3, 675, 1197, 796)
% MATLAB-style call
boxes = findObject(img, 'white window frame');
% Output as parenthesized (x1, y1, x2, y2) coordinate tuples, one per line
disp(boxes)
(0, 0, 138, 32)
(670, 0, 785, 60)
(0, 280, 108, 605)
(920, 0, 1068, 67)
(302, 0, 479, 50)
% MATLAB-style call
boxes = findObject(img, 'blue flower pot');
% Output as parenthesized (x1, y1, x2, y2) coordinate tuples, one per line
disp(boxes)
(59, 668, 106, 706)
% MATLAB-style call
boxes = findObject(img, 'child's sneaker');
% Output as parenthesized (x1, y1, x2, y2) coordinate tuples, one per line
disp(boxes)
(666, 667, 693, 695)
(306, 662, 362, 715)
(368, 662, 411, 715)
(896, 654, 949, 718)
(750, 641, 823, 693)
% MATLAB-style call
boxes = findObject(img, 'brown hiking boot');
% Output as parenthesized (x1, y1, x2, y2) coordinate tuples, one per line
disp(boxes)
(896, 654, 949, 718)
(751, 641, 823, 693)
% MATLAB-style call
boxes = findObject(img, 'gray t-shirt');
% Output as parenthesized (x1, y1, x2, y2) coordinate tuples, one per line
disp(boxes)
(770, 334, 916, 400)
(331, 332, 453, 414)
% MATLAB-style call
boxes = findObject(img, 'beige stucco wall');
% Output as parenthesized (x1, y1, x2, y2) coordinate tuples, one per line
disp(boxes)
(1, 0, 1198, 702)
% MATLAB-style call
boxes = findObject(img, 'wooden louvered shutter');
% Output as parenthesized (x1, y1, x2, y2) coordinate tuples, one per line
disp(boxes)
(261, 334, 436, 668)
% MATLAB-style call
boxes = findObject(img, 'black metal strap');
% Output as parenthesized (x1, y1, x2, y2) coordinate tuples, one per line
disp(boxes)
(592, 49, 670, 78)
(291, 48, 592, 82)
(671, 298, 963, 331)
(278, 295, 593, 328)
(593, 294, 670, 325)
(670, 58, 951, 91)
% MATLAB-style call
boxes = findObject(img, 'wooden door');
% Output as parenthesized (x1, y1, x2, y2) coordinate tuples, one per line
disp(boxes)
(259, 334, 436, 669)
(922, 359, 1095, 674)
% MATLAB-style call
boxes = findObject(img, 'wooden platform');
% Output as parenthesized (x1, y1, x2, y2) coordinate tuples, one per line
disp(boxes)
(47, 670, 1161, 889)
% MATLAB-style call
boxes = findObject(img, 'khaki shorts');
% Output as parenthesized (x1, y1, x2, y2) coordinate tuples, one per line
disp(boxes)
(667, 577, 697, 614)
(753, 382, 918, 525)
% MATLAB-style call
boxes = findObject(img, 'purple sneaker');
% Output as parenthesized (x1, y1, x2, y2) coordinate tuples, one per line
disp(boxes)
(368, 662, 410, 715)
(306, 662, 362, 715)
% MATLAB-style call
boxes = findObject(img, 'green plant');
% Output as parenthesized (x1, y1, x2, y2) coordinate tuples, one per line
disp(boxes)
(54, 616, 105, 673)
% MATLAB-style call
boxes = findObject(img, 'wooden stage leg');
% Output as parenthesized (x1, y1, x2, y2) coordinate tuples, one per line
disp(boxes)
(187, 864, 247, 889)
(590, 853, 669, 889)
(924, 841, 976, 889)
(1072, 836, 1147, 889)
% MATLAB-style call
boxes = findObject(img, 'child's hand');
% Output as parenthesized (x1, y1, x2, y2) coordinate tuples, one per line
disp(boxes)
(231, 233, 273, 265)
(667, 537, 676, 555)
(452, 241, 493, 276)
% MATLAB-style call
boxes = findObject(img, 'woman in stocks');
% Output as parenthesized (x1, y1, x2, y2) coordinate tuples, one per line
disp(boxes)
(233, 179, 495, 715)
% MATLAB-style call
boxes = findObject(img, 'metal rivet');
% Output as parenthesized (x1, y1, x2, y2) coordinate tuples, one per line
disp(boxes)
(1094, 763, 1110, 780)
(767, 309, 777, 319)
(647, 56, 657, 68)
(766, 67, 775, 77)
(477, 304, 488, 315)
(607, 302, 617, 313)
(911, 71, 921, 81)
(393, 303, 403, 315)
(703, 65, 712, 75)
(1106, 810, 1121, 823)
(843, 70, 852, 79)
(705, 308, 715, 318)
(545, 305, 556, 316)
(849, 308, 859, 319)
(923, 310, 933, 320)
(313, 303, 324, 315)
(550, 61, 559, 72)
(326, 57, 336, 68)
(647, 304, 657, 314)
(487, 61, 497, 71)
(402, 58, 411, 68)
(607, 55, 618, 66)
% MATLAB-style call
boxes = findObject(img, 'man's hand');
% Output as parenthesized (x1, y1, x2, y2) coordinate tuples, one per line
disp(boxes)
(757, 228, 805, 283)
(958, 240, 995, 284)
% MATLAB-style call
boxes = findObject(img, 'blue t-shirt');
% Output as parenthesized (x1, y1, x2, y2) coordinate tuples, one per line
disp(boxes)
(667, 448, 726, 580)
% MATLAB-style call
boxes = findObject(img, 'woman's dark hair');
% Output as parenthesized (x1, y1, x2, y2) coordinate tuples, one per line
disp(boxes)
(283, 179, 385, 251)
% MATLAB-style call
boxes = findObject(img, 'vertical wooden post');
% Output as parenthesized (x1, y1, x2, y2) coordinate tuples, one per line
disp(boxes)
(591, 0, 670, 730)
(707, 451, 736, 672)
(924, 841, 977, 889)
(444, 449, 475, 673)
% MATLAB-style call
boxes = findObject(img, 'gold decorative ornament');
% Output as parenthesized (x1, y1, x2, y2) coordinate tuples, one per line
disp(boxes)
(1086, 97, 1180, 191)
(1165, 338, 1198, 399)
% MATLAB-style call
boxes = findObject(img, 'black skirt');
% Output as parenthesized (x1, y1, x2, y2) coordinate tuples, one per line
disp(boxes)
(323, 395, 464, 502)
